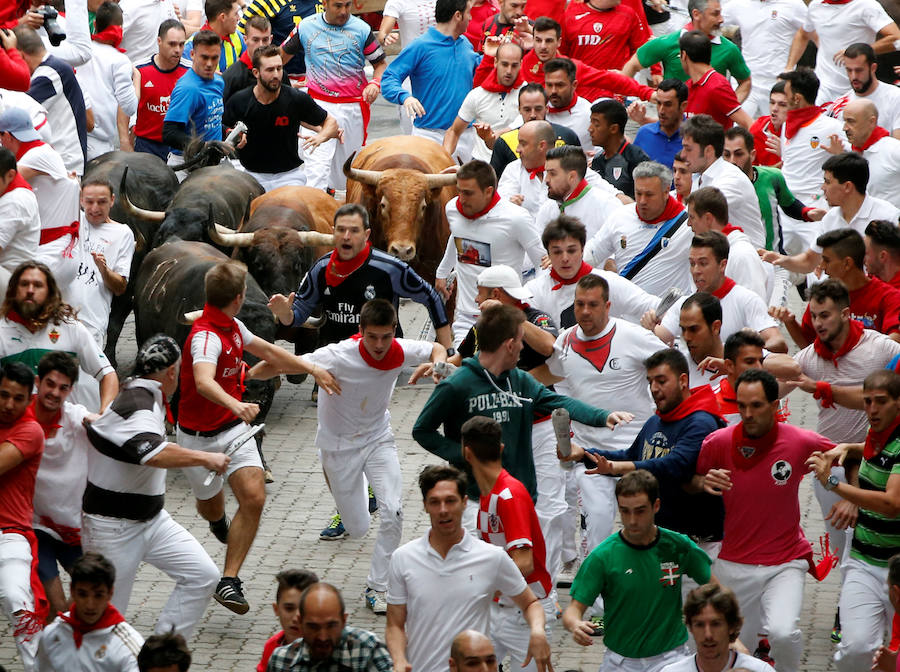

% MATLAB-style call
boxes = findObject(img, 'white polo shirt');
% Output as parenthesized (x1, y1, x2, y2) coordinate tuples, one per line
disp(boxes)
(547, 97, 594, 150)
(829, 83, 900, 134)
(457, 84, 524, 162)
(497, 159, 550, 218)
(694, 157, 765, 249)
(812, 195, 900, 253)
(382, 0, 437, 47)
(781, 112, 847, 202)
(862, 135, 900, 209)
(661, 282, 777, 343)
(387, 531, 527, 672)
(535, 183, 625, 241)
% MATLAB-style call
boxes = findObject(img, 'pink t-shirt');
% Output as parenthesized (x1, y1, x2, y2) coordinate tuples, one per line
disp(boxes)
(0, 414, 45, 529)
(697, 423, 833, 566)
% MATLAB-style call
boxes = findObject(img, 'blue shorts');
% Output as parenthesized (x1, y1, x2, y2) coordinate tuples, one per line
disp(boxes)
(36, 529, 82, 581)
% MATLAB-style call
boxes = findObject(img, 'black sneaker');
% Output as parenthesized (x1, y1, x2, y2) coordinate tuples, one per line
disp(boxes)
(368, 485, 378, 514)
(209, 515, 230, 544)
(214, 577, 249, 614)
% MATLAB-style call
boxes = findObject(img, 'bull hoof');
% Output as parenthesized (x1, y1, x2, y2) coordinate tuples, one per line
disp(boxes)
(264, 468, 274, 484)
(286, 373, 308, 385)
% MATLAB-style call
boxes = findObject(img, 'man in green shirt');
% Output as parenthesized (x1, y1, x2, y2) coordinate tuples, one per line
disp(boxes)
(621, 0, 750, 102)
(807, 369, 900, 672)
(562, 470, 712, 672)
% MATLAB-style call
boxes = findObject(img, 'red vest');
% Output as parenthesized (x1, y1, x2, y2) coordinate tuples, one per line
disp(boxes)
(178, 304, 243, 432)
(135, 60, 189, 142)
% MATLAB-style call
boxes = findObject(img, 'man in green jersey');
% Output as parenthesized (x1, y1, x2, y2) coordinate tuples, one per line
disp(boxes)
(562, 470, 712, 672)
(807, 369, 900, 672)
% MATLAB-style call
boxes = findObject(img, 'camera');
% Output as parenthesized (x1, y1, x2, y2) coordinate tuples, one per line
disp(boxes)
(35, 6, 66, 47)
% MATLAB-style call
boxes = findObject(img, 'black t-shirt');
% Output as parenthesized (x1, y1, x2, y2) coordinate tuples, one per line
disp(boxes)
(590, 140, 650, 198)
(222, 60, 256, 103)
(458, 304, 558, 371)
(222, 85, 327, 173)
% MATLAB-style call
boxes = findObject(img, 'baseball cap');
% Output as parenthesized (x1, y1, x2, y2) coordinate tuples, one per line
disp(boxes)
(133, 334, 181, 377)
(476, 264, 532, 301)
(0, 107, 40, 142)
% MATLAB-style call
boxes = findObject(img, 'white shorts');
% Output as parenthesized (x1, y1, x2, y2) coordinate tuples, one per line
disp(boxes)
(177, 422, 263, 500)
(601, 644, 689, 672)
(491, 597, 557, 672)
(244, 165, 307, 192)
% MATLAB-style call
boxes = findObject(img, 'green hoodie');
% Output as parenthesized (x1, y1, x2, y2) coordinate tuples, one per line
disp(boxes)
(413, 356, 611, 502)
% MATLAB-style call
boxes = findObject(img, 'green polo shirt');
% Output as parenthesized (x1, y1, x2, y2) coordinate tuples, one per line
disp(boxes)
(636, 30, 751, 82)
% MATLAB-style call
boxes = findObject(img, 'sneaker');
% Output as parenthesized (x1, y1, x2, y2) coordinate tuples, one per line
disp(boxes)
(589, 615, 605, 637)
(319, 513, 346, 540)
(754, 638, 775, 665)
(209, 515, 230, 544)
(364, 587, 387, 614)
(831, 609, 842, 643)
(368, 485, 378, 514)
(214, 577, 249, 614)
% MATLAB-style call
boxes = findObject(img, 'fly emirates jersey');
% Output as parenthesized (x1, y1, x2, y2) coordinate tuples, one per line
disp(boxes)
(547, 318, 662, 451)
(306, 336, 433, 448)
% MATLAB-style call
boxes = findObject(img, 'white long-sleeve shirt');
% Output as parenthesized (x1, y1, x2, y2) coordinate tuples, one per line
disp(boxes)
(36, 613, 143, 672)
(77, 42, 139, 159)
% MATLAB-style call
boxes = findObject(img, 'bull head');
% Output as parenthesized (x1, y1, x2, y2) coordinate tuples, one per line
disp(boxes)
(119, 167, 166, 224)
(341, 153, 457, 190)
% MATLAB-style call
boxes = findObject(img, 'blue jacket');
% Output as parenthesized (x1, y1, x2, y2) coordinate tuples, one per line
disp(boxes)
(381, 27, 480, 131)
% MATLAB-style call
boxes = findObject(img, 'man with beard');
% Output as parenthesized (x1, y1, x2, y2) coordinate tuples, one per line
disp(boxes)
(266, 583, 393, 671)
(223, 44, 339, 191)
(827, 43, 900, 136)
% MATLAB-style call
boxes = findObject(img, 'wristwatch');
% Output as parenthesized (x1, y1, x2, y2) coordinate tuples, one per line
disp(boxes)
(446, 347, 457, 358)
(824, 474, 840, 491)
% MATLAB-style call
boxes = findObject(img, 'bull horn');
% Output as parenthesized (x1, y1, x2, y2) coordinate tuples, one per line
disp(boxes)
(119, 167, 166, 223)
(208, 220, 256, 247)
(180, 309, 203, 324)
(295, 230, 335, 247)
(342, 152, 382, 186)
(301, 314, 326, 329)
(424, 173, 459, 189)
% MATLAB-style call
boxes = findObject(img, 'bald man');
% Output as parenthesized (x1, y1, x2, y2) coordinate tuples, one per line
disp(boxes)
(832, 99, 900, 209)
(265, 583, 393, 672)
(496, 120, 558, 217)
(449, 630, 498, 672)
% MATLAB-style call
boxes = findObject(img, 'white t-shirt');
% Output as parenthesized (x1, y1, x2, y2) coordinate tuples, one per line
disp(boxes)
(437, 198, 544, 327)
(662, 282, 777, 343)
(661, 651, 775, 672)
(535, 183, 625, 241)
(383, 0, 437, 48)
(812, 195, 900, 253)
(547, 318, 662, 451)
(585, 203, 694, 296)
(306, 336, 433, 447)
(120, 0, 178, 65)
(795, 329, 900, 442)
(457, 85, 524, 162)
(497, 159, 550, 218)
(725, 228, 771, 302)
(780, 112, 848, 202)
(0, 186, 40, 274)
(694, 157, 765, 249)
(75, 217, 136, 345)
(547, 97, 594, 150)
(76, 42, 139, 159)
(829, 82, 900, 134)
(0, 89, 53, 143)
(863, 135, 900, 209)
(190, 318, 255, 364)
(805, 0, 894, 102)
(37, 614, 143, 672)
(387, 531, 528, 672)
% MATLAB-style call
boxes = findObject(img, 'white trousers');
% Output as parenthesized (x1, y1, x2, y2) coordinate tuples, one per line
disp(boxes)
(835, 557, 893, 672)
(82, 510, 219, 640)
(714, 557, 807, 672)
(576, 464, 618, 554)
(244, 165, 307, 192)
(742, 85, 772, 119)
(490, 597, 557, 672)
(303, 99, 364, 192)
(601, 644, 689, 672)
(561, 465, 579, 563)
(411, 125, 475, 164)
(318, 437, 403, 592)
(532, 420, 568, 585)
(0, 533, 39, 671)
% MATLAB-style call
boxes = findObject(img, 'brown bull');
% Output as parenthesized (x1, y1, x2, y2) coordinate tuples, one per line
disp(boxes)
(248, 185, 339, 260)
(343, 136, 457, 283)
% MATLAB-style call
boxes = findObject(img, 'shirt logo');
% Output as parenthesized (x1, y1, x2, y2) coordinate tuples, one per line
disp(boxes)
(810, 135, 820, 149)
(593, 22, 603, 32)
(488, 513, 501, 533)
(575, 11, 591, 19)
(771, 9, 778, 17)
(274, 115, 290, 126)
(48, 328, 60, 344)
(739, 445, 755, 458)
(95, 645, 107, 659)
(659, 562, 681, 586)
(612, 166, 622, 180)
(364, 284, 376, 300)
(771, 459, 792, 485)
(144, 80, 155, 88)
(620, 235, 627, 249)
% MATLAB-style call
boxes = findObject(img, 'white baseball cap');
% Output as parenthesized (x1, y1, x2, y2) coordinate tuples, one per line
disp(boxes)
(476, 264, 532, 301)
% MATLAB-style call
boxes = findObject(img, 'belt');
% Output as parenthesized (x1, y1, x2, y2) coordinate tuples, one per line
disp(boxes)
(178, 417, 242, 437)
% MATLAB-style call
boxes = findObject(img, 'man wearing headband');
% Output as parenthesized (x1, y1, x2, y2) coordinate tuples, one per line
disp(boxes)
(81, 334, 230, 640)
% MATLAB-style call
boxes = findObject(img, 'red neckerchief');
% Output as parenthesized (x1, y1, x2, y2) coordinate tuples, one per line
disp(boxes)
(527, 165, 544, 180)
(852, 125, 889, 152)
(784, 106, 822, 140)
(711, 276, 736, 299)
(325, 241, 371, 287)
(350, 333, 405, 370)
(456, 190, 501, 220)
(731, 420, 779, 468)
(721, 224, 742, 235)
(480, 67, 524, 94)
(813, 318, 864, 366)
(5, 308, 38, 332)
(549, 95, 579, 114)
(14, 139, 44, 161)
(657, 384, 724, 423)
(239, 49, 253, 69)
(822, 0, 853, 4)
(864, 415, 900, 459)
(28, 397, 61, 437)
(200, 21, 228, 40)
(91, 25, 126, 52)
(638, 195, 683, 224)
(59, 604, 126, 648)
(39, 221, 80, 257)
(550, 261, 592, 290)
(2, 173, 32, 195)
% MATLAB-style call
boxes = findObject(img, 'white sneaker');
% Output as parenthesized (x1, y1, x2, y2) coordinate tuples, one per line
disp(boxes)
(364, 587, 387, 614)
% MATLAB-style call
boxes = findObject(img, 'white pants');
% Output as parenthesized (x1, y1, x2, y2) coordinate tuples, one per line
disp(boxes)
(601, 644, 689, 672)
(411, 125, 475, 164)
(178, 422, 263, 500)
(714, 557, 807, 672)
(835, 557, 893, 672)
(682, 541, 721, 600)
(0, 532, 39, 671)
(304, 99, 364, 192)
(166, 152, 190, 183)
(742, 85, 773, 119)
(490, 597, 557, 672)
(576, 465, 618, 554)
(451, 312, 478, 348)
(244, 165, 307, 192)
(816, 83, 847, 107)
(561, 465, 579, 564)
(318, 437, 403, 592)
(532, 421, 568, 585)
(82, 510, 219, 639)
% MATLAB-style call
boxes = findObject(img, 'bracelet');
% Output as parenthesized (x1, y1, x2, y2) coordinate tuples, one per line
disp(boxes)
(813, 381, 834, 408)
(369, 79, 381, 88)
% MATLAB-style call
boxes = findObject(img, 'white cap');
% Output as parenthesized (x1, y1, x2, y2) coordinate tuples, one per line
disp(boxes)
(476, 264, 532, 301)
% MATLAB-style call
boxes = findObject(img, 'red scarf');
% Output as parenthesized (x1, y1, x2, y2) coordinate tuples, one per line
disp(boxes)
(5, 308, 38, 332)
(28, 397, 61, 437)
(657, 384, 724, 423)
(864, 415, 900, 460)
(721, 224, 742, 235)
(731, 420, 779, 468)
(91, 25, 126, 52)
(638, 195, 684, 224)
(527, 165, 544, 180)
(239, 49, 253, 69)
(550, 261, 592, 290)
(40, 221, 80, 258)
(59, 604, 126, 648)
(480, 68, 524, 94)
(784, 106, 822, 140)
(852, 125, 889, 152)
(13, 140, 44, 161)
(822, 0, 853, 4)
(456, 190, 501, 220)
(548, 95, 579, 114)
(813, 319, 864, 367)
(711, 276, 736, 299)
(324, 241, 370, 287)
(2, 173, 32, 196)
(350, 333, 405, 370)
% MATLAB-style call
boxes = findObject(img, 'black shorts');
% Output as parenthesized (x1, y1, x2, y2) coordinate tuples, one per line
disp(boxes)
(36, 529, 82, 581)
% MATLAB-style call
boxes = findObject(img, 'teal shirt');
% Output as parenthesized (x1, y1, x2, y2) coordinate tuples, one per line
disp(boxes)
(636, 30, 750, 82)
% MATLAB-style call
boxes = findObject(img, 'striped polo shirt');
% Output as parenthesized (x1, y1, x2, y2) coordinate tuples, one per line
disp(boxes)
(852, 432, 900, 567)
